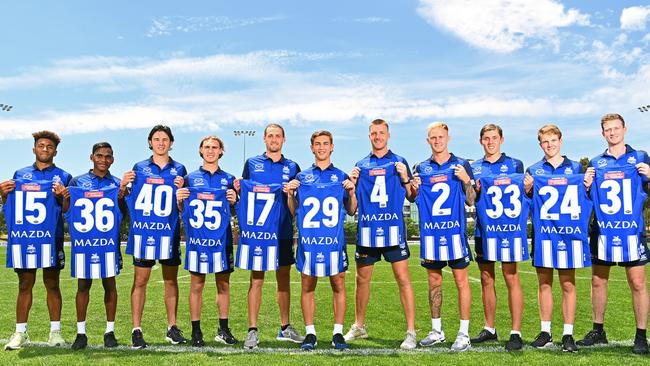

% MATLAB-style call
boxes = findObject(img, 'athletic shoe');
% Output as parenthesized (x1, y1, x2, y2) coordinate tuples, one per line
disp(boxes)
(276, 325, 304, 343)
(419, 330, 445, 347)
(131, 329, 147, 349)
(332, 333, 349, 350)
(471, 329, 498, 343)
(191, 331, 204, 347)
(505, 333, 523, 351)
(71, 334, 88, 350)
(4, 332, 29, 350)
(400, 331, 417, 350)
(632, 336, 649, 355)
(244, 329, 259, 349)
(103, 331, 118, 348)
(215, 328, 238, 345)
(300, 334, 317, 351)
(576, 329, 608, 346)
(343, 324, 368, 341)
(165, 325, 187, 345)
(530, 331, 553, 349)
(562, 334, 577, 352)
(451, 333, 471, 352)
(48, 330, 66, 346)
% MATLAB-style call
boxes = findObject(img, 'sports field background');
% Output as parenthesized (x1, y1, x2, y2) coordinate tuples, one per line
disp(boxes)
(0, 242, 647, 365)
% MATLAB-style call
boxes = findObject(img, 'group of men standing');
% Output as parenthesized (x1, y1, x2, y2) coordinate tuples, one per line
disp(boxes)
(1, 114, 648, 355)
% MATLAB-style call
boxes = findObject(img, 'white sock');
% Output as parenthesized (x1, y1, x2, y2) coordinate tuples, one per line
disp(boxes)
(459, 319, 470, 335)
(432, 318, 442, 332)
(77, 321, 86, 334)
(16, 323, 27, 333)
(510, 330, 521, 336)
(541, 321, 551, 334)
(333, 324, 343, 335)
(563, 324, 574, 336)
(484, 326, 496, 334)
(132, 327, 142, 333)
(305, 325, 316, 336)
(50, 321, 61, 332)
(106, 321, 115, 334)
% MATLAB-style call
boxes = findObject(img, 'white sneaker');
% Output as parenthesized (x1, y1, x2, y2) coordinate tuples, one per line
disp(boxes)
(48, 330, 66, 347)
(419, 329, 446, 347)
(343, 324, 368, 341)
(400, 331, 417, 350)
(5, 332, 29, 350)
(451, 332, 471, 352)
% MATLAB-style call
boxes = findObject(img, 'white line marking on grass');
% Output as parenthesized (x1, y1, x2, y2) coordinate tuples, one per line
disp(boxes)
(442, 268, 481, 283)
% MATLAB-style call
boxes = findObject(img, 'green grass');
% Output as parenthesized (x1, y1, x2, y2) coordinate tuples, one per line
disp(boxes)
(0, 242, 648, 365)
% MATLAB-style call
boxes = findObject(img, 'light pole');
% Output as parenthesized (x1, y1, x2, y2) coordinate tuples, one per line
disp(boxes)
(0, 103, 13, 112)
(233, 130, 256, 165)
(638, 105, 650, 113)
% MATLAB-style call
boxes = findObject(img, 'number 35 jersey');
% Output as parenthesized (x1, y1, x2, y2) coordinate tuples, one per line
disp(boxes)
(235, 180, 283, 271)
(66, 186, 122, 279)
(475, 174, 530, 262)
(356, 163, 406, 248)
(126, 173, 179, 260)
(4, 179, 59, 269)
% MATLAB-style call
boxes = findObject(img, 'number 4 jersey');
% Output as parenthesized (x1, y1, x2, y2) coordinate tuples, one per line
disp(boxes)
(235, 180, 283, 271)
(66, 186, 122, 279)
(4, 179, 59, 269)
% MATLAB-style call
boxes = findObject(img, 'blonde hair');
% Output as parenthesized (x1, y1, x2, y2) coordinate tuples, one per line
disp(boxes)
(537, 124, 562, 142)
(427, 121, 449, 135)
(600, 113, 625, 131)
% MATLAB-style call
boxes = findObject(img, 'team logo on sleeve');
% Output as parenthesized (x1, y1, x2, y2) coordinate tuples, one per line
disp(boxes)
(283, 166, 290, 174)
(627, 156, 637, 164)
(330, 175, 338, 182)
(220, 178, 228, 186)
(500, 165, 508, 173)
(170, 168, 178, 176)
(564, 167, 573, 174)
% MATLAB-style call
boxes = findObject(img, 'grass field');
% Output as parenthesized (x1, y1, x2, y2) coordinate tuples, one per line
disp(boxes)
(0, 241, 648, 365)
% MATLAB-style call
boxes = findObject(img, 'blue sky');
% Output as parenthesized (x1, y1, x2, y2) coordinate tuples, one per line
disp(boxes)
(1, 0, 650, 179)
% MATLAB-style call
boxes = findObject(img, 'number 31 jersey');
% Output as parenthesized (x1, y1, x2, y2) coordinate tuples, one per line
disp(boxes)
(4, 179, 58, 269)
(66, 186, 122, 279)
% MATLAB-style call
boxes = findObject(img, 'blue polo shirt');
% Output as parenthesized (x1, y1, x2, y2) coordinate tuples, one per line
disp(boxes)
(526, 156, 584, 176)
(355, 150, 413, 179)
(13, 164, 72, 244)
(185, 166, 235, 190)
(296, 163, 350, 201)
(69, 170, 121, 189)
(414, 153, 474, 182)
(242, 153, 300, 240)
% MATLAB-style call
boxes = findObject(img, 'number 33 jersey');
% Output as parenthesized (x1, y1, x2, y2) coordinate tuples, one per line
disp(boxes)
(66, 186, 122, 279)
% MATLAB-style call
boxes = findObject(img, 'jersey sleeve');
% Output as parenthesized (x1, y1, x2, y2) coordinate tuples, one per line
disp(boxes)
(242, 160, 250, 179)
(462, 160, 475, 181)
(515, 159, 524, 173)
(400, 157, 413, 179)
(69, 176, 80, 187)
(293, 162, 301, 178)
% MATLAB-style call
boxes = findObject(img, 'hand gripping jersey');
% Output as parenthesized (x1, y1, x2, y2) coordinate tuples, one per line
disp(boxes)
(5, 179, 59, 269)
(532, 174, 592, 269)
(417, 168, 469, 261)
(182, 187, 231, 274)
(475, 174, 530, 262)
(592, 164, 647, 262)
(235, 180, 283, 271)
(356, 163, 406, 248)
(296, 182, 347, 277)
(66, 186, 122, 278)
(126, 173, 178, 260)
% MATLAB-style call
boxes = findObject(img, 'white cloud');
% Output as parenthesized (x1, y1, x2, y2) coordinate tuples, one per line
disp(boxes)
(146, 15, 285, 37)
(417, 0, 590, 53)
(620, 6, 650, 31)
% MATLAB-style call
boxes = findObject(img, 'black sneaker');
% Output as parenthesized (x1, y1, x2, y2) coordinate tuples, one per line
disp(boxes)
(104, 331, 118, 348)
(530, 331, 553, 349)
(332, 333, 349, 350)
(633, 336, 649, 355)
(165, 325, 187, 345)
(300, 334, 317, 351)
(191, 331, 205, 347)
(471, 329, 498, 343)
(562, 334, 577, 352)
(576, 329, 608, 346)
(215, 328, 238, 345)
(132, 329, 147, 349)
(71, 333, 88, 350)
(505, 333, 523, 351)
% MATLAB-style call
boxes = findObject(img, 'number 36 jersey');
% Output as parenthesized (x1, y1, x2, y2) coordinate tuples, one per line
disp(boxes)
(235, 180, 283, 271)
(4, 179, 59, 269)
(66, 186, 122, 279)
(126, 173, 179, 260)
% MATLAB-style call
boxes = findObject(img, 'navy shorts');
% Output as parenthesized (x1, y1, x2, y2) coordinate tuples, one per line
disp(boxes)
(355, 243, 410, 265)
(589, 236, 650, 267)
(278, 239, 296, 267)
(421, 251, 473, 270)
(133, 239, 182, 268)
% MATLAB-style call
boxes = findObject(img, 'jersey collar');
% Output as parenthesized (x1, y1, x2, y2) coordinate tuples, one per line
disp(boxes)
(601, 144, 635, 158)
(262, 152, 287, 164)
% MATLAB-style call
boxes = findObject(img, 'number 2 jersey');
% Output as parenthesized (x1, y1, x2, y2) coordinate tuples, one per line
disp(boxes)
(66, 186, 122, 278)
(590, 146, 649, 263)
(415, 155, 473, 261)
(5, 179, 59, 269)
(182, 187, 231, 273)
(235, 180, 283, 271)
(475, 174, 530, 262)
